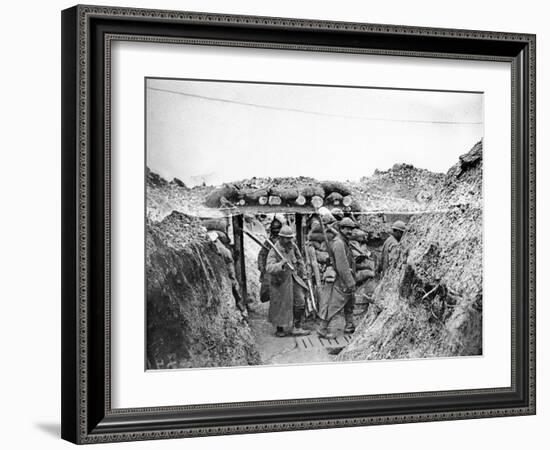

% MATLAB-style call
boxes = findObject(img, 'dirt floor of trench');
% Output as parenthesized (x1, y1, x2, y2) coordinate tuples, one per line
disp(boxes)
(247, 302, 356, 366)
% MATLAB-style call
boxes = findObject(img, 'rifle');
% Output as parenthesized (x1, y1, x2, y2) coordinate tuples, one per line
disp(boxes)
(245, 228, 314, 313)
(302, 244, 318, 314)
(242, 228, 295, 272)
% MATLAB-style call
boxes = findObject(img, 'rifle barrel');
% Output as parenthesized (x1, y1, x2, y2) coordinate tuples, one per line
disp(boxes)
(243, 229, 295, 272)
(242, 228, 265, 248)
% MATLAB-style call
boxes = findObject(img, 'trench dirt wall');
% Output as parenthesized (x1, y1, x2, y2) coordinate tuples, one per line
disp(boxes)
(339, 141, 483, 361)
(146, 211, 260, 369)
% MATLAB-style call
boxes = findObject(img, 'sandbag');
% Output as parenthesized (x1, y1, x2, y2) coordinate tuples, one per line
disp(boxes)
(300, 185, 325, 198)
(270, 187, 299, 201)
(204, 184, 238, 207)
(323, 266, 336, 283)
(326, 192, 343, 204)
(315, 250, 330, 264)
(309, 240, 325, 251)
(321, 180, 351, 196)
(307, 231, 326, 243)
(239, 188, 269, 202)
(346, 199, 362, 212)
(356, 269, 375, 284)
(356, 259, 375, 271)
(351, 228, 367, 242)
(201, 217, 229, 233)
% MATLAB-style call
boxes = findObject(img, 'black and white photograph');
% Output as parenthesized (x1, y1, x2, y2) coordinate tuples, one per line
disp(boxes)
(145, 78, 484, 370)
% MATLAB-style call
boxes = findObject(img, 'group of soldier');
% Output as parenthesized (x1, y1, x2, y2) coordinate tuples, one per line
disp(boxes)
(258, 211, 407, 339)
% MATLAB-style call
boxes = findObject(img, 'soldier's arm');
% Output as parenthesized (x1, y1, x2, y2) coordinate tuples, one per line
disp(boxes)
(333, 240, 356, 290)
(265, 248, 286, 274)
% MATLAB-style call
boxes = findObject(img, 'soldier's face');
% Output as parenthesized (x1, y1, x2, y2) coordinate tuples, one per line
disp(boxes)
(393, 229, 404, 241)
(341, 226, 354, 239)
(279, 236, 292, 248)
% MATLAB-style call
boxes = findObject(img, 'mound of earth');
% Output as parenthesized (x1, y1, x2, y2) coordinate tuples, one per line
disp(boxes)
(348, 163, 446, 213)
(339, 140, 483, 361)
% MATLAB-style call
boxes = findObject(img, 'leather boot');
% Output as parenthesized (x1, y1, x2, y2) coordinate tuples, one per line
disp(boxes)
(317, 319, 335, 339)
(344, 313, 355, 334)
(292, 318, 311, 336)
(291, 308, 310, 336)
(275, 326, 287, 338)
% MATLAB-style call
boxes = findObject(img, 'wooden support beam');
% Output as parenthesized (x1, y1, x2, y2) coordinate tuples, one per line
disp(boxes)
(231, 214, 247, 306)
(295, 213, 303, 251)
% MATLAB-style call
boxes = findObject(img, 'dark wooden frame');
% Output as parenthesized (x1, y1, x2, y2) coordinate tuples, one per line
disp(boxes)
(61, 4, 536, 444)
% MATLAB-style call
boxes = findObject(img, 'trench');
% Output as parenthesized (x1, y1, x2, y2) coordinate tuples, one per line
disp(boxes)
(241, 214, 373, 366)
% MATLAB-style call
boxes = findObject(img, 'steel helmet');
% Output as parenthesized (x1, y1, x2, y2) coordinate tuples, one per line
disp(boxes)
(309, 219, 322, 233)
(339, 217, 357, 229)
(392, 220, 407, 232)
(278, 225, 295, 238)
(318, 207, 336, 225)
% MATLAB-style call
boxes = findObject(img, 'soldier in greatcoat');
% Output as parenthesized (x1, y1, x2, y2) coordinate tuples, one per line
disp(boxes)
(266, 225, 311, 337)
(317, 217, 357, 338)
(257, 218, 283, 303)
(377, 220, 406, 278)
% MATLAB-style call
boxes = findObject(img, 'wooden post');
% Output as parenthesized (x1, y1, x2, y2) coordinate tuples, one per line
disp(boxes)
(231, 214, 247, 306)
(295, 213, 303, 251)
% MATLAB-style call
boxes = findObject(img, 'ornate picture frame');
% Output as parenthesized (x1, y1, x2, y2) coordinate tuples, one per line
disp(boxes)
(61, 5, 535, 444)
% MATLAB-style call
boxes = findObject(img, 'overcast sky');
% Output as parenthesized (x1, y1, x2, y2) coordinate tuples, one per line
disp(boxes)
(146, 78, 483, 187)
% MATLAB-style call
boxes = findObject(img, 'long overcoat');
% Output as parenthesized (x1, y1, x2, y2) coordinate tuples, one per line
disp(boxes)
(266, 241, 307, 328)
(318, 234, 356, 321)
(378, 234, 400, 277)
